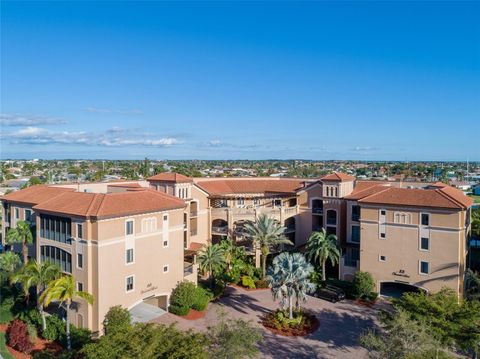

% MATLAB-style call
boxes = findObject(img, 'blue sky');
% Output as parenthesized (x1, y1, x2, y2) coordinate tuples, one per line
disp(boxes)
(1, 1, 479, 160)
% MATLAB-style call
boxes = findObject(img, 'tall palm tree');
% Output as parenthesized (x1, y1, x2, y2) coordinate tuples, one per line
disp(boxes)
(40, 275, 94, 351)
(198, 244, 226, 288)
(306, 229, 341, 281)
(266, 252, 315, 319)
(244, 214, 293, 279)
(11, 260, 61, 331)
(6, 220, 34, 263)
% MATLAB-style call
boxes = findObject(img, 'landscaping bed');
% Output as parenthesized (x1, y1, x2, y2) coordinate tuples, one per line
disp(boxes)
(182, 308, 207, 320)
(262, 310, 319, 337)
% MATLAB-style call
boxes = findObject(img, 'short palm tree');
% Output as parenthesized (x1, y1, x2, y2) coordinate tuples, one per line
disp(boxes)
(6, 220, 34, 263)
(198, 244, 226, 288)
(218, 238, 237, 270)
(40, 275, 94, 351)
(244, 214, 293, 279)
(267, 252, 315, 319)
(0, 251, 21, 277)
(11, 260, 61, 331)
(306, 229, 341, 281)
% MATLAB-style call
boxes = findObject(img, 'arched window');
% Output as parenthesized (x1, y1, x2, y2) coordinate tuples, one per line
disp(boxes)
(40, 245, 72, 273)
(326, 210, 337, 226)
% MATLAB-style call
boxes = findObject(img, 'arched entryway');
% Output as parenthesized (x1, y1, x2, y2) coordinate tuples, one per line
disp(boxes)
(380, 282, 425, 298)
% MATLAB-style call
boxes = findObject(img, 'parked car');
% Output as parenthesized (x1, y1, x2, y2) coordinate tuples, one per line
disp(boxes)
(312, 285, 346, 303)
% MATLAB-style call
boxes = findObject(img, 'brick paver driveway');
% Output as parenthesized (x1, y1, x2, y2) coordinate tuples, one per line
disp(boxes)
(151, 285, 381, 359)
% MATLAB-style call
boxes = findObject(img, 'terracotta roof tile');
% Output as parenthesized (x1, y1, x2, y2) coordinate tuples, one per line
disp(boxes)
(107, 183, 142, 188)
(195, 179, 305, 196)
(344, 183, 391, 200)
(321, 172, 355, 182)
(147, 172, 193, 183)
(358, 185, 473, 210)
(33, 188, 186, 219)
(1, 185, 74, 206)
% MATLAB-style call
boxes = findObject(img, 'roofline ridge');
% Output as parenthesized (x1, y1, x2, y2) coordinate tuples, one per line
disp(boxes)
(86, 193, 105, 216)
(357, 186, 393, 202)
(435, 188, 465, 209)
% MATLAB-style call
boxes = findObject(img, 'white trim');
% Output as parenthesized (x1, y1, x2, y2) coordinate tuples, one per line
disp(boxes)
(419, 260, 429, 275)
(76, 252, 84, 270)
(126, 275, 135, 293)
(325, 209, 338, 227)
(77, 281, 84, 292)
(125, 218, 135, 236)
(419, 236, 430, 252)
(125, 248, 135, 265)
(420, 212, 430, 227)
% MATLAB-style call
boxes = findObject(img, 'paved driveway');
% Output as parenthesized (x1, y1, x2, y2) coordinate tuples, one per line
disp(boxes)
(151, 286, 381, 359)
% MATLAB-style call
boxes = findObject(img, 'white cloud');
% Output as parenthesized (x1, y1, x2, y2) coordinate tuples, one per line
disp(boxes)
(1, 126, 179, 147)
(84, 107, 144, 115)
(208, 139, 222, 146)
(0, 113, 67, 126)
(351, 146, 380, 152)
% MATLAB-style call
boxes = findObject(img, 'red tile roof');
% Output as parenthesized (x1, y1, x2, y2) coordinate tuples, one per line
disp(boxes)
(344, 183, 391, 200)
(147, 172, 193, 183)
(195, 179, 306, 196)
(33, 188, 186, 219)
(1, 185, 74, 206)
(358, 185, 473, 210)
(321, 172, 355, 182)
(107, 183, 142, 188)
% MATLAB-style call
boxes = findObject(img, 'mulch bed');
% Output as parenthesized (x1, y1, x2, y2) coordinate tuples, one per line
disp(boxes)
(0, 323, 63, 359)
(181, 308, 207, 320)
(230, 284, 270, 291)
(262, 311, 320, 337)
(355, 298, 378, 308)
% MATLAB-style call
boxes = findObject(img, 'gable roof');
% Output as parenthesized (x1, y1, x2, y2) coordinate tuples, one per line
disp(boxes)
(321, 172, 355, 182)
(147, 172, 193, 183)
(33, 188, 186, 219)
(195, 179, 306, 196)
(1, 185, 74, 206)
(358, 185, 473, 210)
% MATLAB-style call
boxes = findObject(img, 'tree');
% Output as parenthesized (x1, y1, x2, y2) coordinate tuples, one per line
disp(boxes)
(10, 260, 61, 331)
(353, 271, 375, 299)
(197, 244, 226, 289)
(465, 269, 480, 301)
(305, 229, 341, 281)
(472, 208, 480, 238)
(40, 275, 94, 351)
(266, 252, 316, 319)
(103, 306, 132, 335)
(244, 214, 293, 279)
(207, 311, 262, 359)
(0, 251, 21, 278)
(6, 220, 34, 263)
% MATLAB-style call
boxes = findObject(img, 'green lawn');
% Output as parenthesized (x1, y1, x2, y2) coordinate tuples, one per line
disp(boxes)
(470, 195, 480, 204)
(0, 332, 14, 359)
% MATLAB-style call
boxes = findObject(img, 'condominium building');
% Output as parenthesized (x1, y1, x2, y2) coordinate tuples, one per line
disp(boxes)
(1, 173, 473, 332)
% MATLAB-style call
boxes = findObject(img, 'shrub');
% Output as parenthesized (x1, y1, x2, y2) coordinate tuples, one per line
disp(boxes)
(27, 323, 38, 341)
(241, 276, 256, 289)
(170, 281, 197, 309)
(223, 271, 241, 284)
(353, 272, 375, 299)
(192, 287, 211, 311)
(17, 308, 43, 328)
(33, 350, 75, 359)
(68, 325, 92, 350)
(366, 291, 379, 302)
(168, 304, 190, 316)
(42, 314, 65, 341)
(254, 279, 269, 289)
(103, 306, 131, 335)
(7, 319, 34, 354)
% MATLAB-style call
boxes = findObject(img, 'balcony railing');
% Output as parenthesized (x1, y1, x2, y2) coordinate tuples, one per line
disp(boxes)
(312, 207, 323, 214)
(312, 225, 323, 232)
(284, 224, 295, 233)
(190, 210, 198, 217)
(184, 262, 194, 276)
(343, 258, 359, 268)
(351, 214, 360, 222)
(327, 219, 337, 226)
(212, 226, 228, 234)
(190, 229, 197, 236)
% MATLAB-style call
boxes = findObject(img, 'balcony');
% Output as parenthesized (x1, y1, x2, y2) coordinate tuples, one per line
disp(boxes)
(351, 214, 360, 222)
(212, 226, 228, 234)
(190, 229, 197, 236)
(190, 210, 198, 217)
(284, 224, 295, 233)
(183, 262, 194, 276)
(312, 207, 323, 215)
(312, 225, 323, 232)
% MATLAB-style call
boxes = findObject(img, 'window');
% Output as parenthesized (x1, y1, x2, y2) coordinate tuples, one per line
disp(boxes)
(420, 261, 429, 275)
(126, 248, 134, 264)
(326, 226, 336, 236)
(126, 220, 134, 236)
(326, 210, 337, 225)
(351, 225, 360, 243)
(163, 215, 168, 221)
(421, 237, 429, 251)
(253, 198, 260, 206)
(237, 198, 245, 206)
(421, 213, 430, 226)
(273, 199, 282, 207)
(380, 232, 386, 239)
(126, 276, 134, 292)
(163, 265, 169, 273)
(77, 253, 83, 269)
(15, 208, 19, 219)
(379, 255, 386, 262)
(77, 224, 83, 239)
(77, 282, 83, 292)
(25, 209, 32, 222)
(40, 215, 72, 243)
(184, 236, 188, 249)
(381, 210, 386, 216)
(163, 238, 169, 248)
(351, 205, 360, 221)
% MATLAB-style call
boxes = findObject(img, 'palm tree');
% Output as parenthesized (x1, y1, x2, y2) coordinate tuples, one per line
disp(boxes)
(40, 275, 94, 351)
(6, 220, 34, 263)
(218, 238, 236, 270)
(244, 214, 293, 279)
(266, 252, 315, 319)
(198, 244, 226, 288)
(306, 229, 341, 281)
(11, 260, 61, 331)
